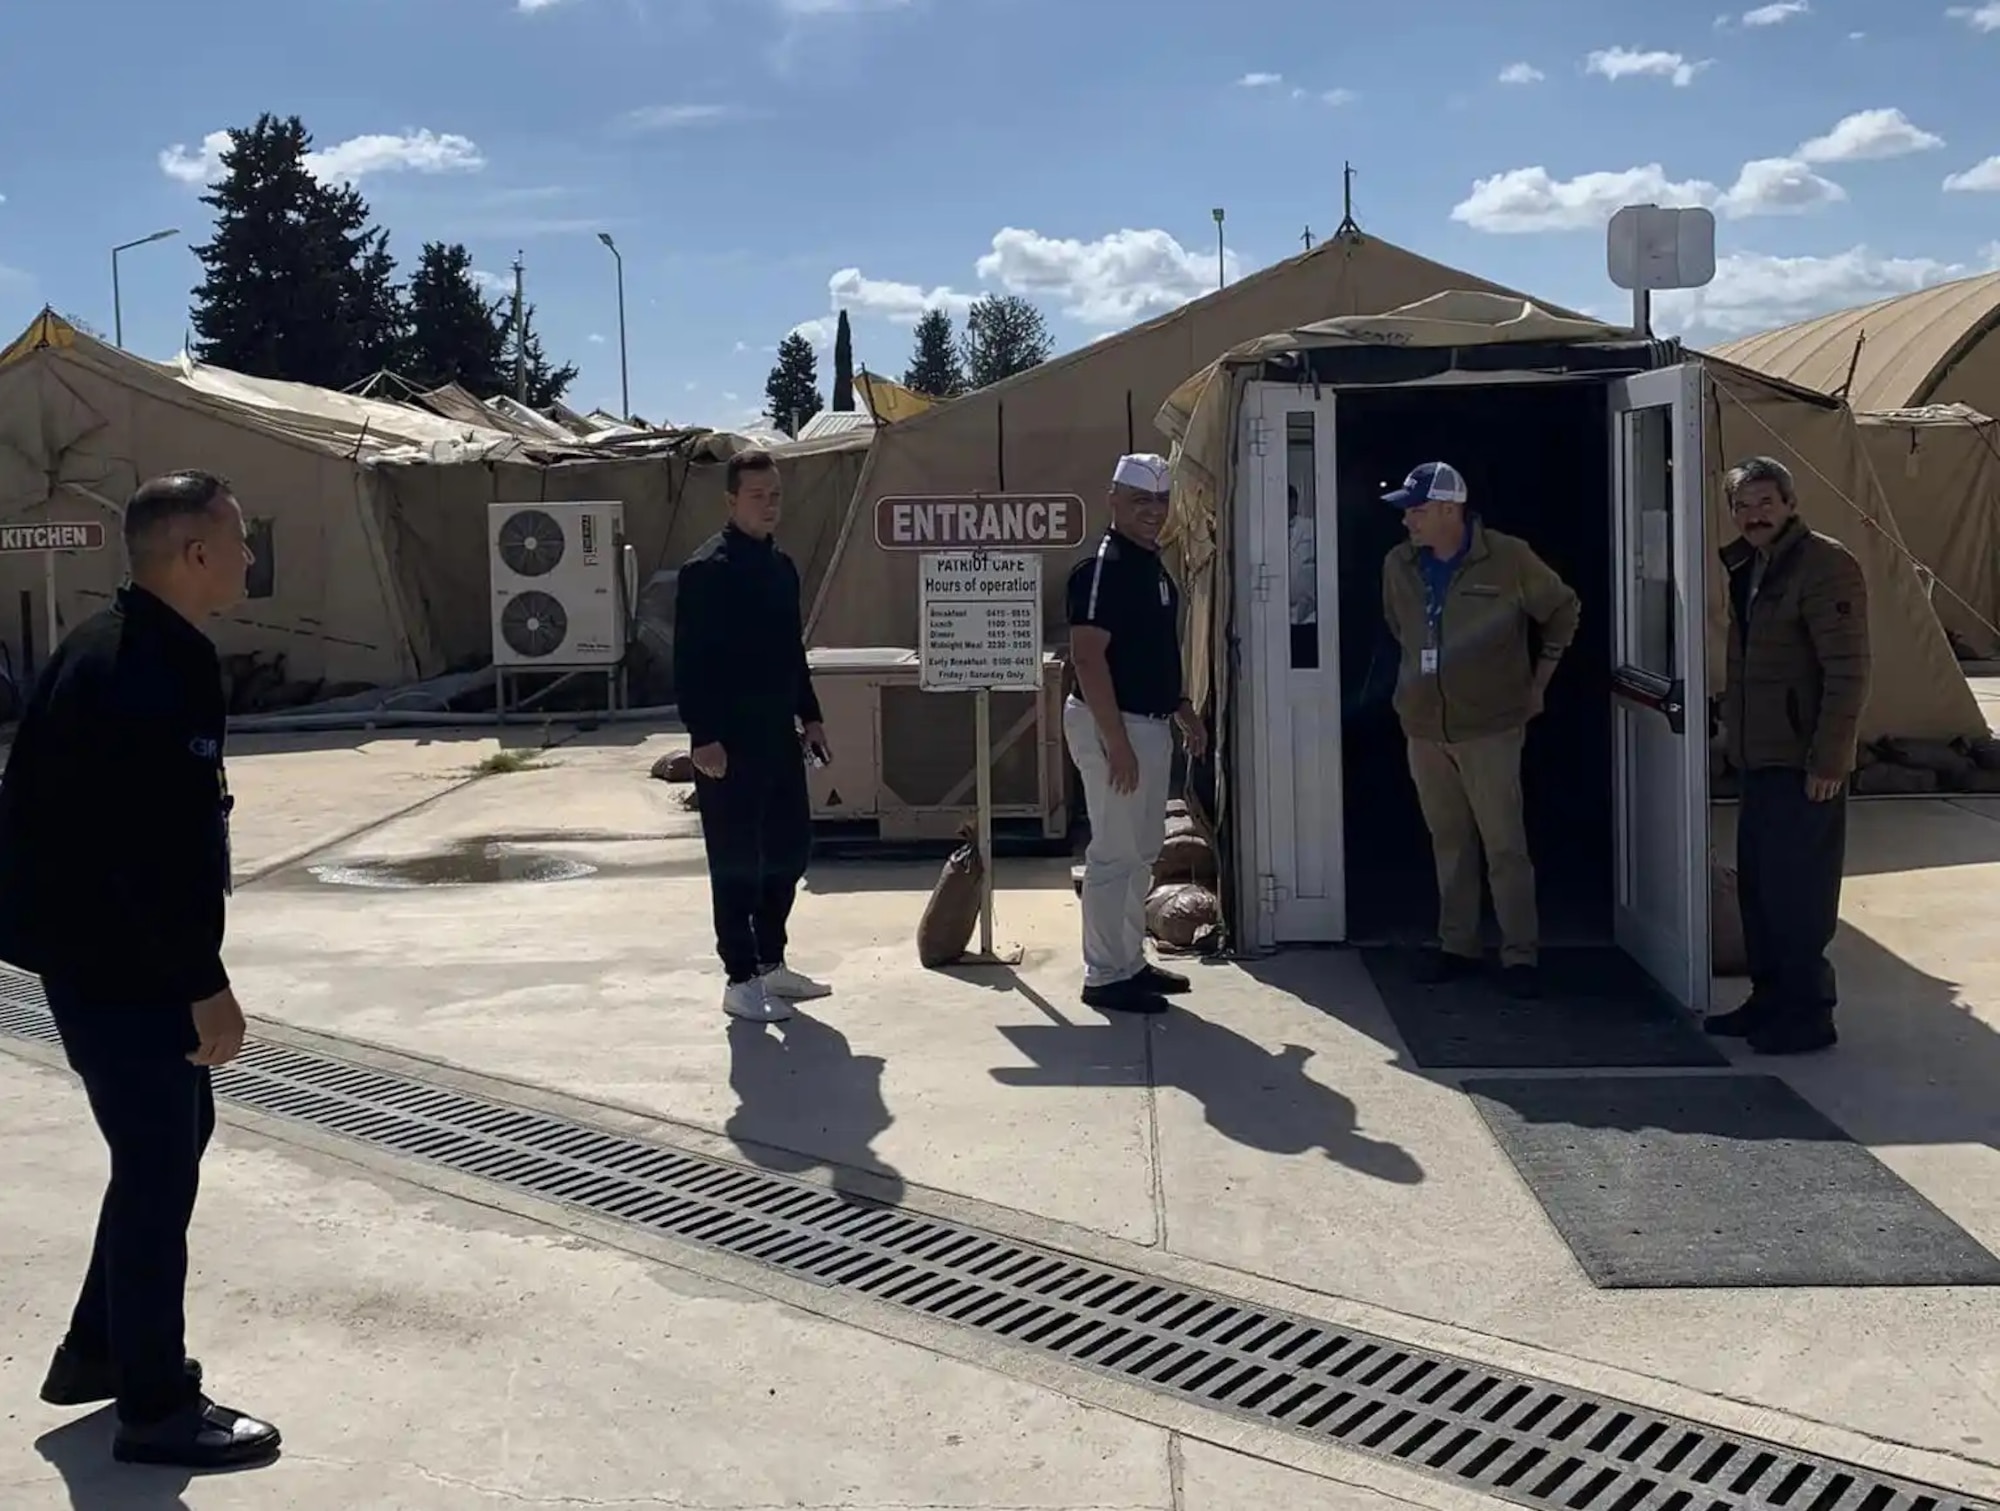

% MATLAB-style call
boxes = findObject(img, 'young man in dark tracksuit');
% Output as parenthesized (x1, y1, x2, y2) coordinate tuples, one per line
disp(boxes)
(1708, 455, 1870, 1056)
(673, 448, 832, 1023)
(0, 471, 281, 1468)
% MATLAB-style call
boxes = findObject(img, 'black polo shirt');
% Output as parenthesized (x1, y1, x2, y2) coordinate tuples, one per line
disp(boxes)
(1065, 529, 1183, 717)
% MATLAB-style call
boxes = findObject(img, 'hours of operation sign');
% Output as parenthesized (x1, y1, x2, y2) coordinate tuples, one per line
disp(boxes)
(919, 551, 1042, 693)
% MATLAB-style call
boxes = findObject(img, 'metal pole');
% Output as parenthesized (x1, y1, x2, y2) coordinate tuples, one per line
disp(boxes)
(1211, 208, 1225, 290)
(109, 228, 179, 350)
(974, 687, 995, 956)
(598, 233, 629, 421)
(43, 552, 57, 653)
(1632, 288, 1651, 338)
(512, 254, 527, 402)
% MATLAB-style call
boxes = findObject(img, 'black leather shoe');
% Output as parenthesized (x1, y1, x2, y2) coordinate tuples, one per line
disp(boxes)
(112, 1398, 281, 1469)
(39, 1343, 202, 1408)
(1411, 949, 1480, 985)
(1135, 963, 1192, 995)
(1081, 978, 1168, 1014)
(1703, 996, 1771, 1038)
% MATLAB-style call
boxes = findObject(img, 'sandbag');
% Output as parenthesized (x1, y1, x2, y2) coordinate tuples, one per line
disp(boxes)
(1968, 737, 2000, 774)
(1954, 768, 2000, 793)
(1852, 761, 1939, 795)
(1710, 854, 1747, 978)
(651, 750, 695, 783)
(1154, 830, 1216, 886)
(1877, 737, 1974, 779)
(917, 827, 985, 968)
(1146, 883, 1222, 954)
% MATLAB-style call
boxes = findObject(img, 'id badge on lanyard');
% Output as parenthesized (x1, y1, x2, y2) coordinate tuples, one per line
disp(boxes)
(1421, 592, 1442, 676)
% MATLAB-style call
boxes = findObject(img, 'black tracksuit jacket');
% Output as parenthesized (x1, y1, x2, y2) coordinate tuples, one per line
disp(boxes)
(672, 524, 822, 752)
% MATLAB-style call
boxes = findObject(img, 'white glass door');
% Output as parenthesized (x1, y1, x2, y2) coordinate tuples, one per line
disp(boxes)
(1607, 363, 1710, 1011)
(1236, 383, 1344, 946)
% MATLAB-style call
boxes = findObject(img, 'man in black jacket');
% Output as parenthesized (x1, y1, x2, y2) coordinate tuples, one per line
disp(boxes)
(0, 471, 280, 1468)
(673, 449, 831, 1023)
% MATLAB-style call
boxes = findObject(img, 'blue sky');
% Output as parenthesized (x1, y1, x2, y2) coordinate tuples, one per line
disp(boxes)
(2, 0, 1997, 432)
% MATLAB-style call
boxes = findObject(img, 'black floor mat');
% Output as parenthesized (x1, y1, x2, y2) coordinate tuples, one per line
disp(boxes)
(1361, 947, 1728, 1069)
(1466, 1074, 2000, 1289)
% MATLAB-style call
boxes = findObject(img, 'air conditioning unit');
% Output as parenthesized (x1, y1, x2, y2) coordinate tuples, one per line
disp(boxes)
(488, 501, 629, 669)
(805, 647, 1072, 842)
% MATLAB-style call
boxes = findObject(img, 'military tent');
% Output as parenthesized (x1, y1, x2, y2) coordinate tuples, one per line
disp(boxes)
(805, 230, 1568, 648)
(1156, 290, 1988, 946)
(1853, 405, 2000, 661)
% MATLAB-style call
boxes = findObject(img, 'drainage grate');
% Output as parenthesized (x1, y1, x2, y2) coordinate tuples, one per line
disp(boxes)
(2, 975, 1989, 1511)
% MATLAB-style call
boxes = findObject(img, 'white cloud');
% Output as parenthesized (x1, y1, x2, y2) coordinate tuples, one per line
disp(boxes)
(1237, 71, 1282, 87)
(1585, 47, 1710, 86)
(1653, 247, 1971, 337)
(1795, 108, 1943, 163)
(587, 332, 606, 344)
(1944, 156, 2000, 191)
(1453, 156, 1843, 232)
(517, 0, 572, 10)
(1947, 3, 2000, 30)
(790, 317, 834, 348)
(470, 269, 507, 292)
(778, 0, 915, 12)
(1321, 88, 1357, 105)
(618, 104, 735, 130)
(1740, 1, 1808, 24)
(975, 226, 1236, 326)
(1452, 164, 1716, 232)
(827, 267, 975, 323)
(1498, 62, 1545, 84)
(159, 128, 484, 186)
(1716, 157, 1847, 217)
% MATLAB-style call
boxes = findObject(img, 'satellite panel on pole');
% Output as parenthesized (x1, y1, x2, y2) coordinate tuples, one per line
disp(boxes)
(1607, 205, 1717, 292)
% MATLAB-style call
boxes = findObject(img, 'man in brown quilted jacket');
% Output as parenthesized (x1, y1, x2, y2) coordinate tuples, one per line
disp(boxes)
(1708, 456, 1870, 1055)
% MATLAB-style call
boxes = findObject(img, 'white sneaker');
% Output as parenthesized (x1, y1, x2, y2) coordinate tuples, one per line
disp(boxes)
(758, 963, 831, 1001)
(723, 978, 791, 1022)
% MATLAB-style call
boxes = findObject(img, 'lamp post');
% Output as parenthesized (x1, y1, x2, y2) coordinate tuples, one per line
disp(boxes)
(111, 228, 179, 349)
(1211, 208, 1225, 290)
(596, 232, 629, 422)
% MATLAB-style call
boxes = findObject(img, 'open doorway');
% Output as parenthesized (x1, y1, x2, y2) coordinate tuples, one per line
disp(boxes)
(1333, 379, 1616, 947)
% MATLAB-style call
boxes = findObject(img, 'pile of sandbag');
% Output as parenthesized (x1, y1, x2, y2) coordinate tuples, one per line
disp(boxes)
(1714, 734, 2000, 797)
(1147, 799, 1223, 954)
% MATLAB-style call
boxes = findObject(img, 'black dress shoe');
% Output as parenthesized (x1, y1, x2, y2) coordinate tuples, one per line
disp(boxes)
(1081, 977, 1168, 1014)
(39, 1342, 203, 1407)
(112, 1397, 282, 1469)
(1411, 949, 1480, 985)
(1135, 963, 1191, 995)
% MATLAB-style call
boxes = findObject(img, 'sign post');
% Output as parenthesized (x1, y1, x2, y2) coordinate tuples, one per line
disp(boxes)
(0, 521, 108, 655)
(875, 494, 1088, 967)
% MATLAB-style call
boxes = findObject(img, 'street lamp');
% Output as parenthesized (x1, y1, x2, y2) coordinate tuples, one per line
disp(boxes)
(595, 231, 629, 422)
(111, 228, 179, 349)
(1211, 208, 1225, 291)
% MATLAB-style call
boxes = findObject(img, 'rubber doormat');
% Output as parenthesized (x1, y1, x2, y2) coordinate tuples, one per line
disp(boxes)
(1360, 947, 1728, 1069)
(1465, 1074, 2000, 1289)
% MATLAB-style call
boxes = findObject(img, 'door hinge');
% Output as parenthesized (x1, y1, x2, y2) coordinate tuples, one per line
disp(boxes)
(1257, 873, 1287, 911)
(1246, 417, 1271, 457)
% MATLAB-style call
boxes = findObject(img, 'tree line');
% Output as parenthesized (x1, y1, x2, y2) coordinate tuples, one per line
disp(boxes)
(188, 114, 578, 406)
(764, 294, 1053, 437)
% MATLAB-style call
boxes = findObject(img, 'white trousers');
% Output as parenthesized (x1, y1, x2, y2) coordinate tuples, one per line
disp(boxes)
(1063, 696, 1173, 987)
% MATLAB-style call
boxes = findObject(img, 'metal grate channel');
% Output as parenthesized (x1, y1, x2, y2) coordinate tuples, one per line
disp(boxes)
(1, 977, 1989, 1511)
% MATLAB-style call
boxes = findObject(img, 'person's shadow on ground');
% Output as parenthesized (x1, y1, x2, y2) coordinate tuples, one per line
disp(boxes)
(33, 1409, 274, 1509)
(992, 1005, 1423, 1185)
(725, 1013, 907, 1204)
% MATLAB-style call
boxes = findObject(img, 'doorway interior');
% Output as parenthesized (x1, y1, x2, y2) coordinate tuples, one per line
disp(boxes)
(1332, 378, 1617, 948)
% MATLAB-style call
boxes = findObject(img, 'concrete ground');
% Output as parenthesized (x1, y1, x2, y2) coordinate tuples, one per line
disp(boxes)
(5, 704, 2000, 1507)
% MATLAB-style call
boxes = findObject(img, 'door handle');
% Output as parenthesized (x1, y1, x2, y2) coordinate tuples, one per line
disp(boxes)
(1610, 667, 1686, 735)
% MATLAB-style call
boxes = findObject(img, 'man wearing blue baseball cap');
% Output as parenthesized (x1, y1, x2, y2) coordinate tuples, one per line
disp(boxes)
(1380, 461, 1580, 998)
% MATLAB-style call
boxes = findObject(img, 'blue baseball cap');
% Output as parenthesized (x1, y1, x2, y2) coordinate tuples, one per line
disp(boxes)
(1382, 461, 1469, 508)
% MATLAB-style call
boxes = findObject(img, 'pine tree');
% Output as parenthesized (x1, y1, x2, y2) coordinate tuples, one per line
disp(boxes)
(961, 295, 1052, 390)
(188, 113, 408, 389)
(902, 308, 964, 398)
(765, 331, 824, 436)
(497, 304, 579, 408)
(404, 242, 508, 396)
(831, 310, 855, 412)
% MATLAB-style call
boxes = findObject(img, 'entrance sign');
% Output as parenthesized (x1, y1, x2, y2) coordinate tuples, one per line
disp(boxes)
(0, 522, 105, 554)
(3, 519, 109, 658)
(875, 493, 1087, 552)
(918, 552, 1042, 693)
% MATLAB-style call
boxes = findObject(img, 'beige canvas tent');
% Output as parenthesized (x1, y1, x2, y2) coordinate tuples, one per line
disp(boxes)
(805, 231, 1564, 648)
(1853, 405, 2000, 661)
(0, 310, 867, 704)
(1161, 290, 1985, 746)
(1712, 270, 2000, 417)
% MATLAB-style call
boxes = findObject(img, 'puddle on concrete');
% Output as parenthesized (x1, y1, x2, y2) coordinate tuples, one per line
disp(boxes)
(308, 840, 597, 890)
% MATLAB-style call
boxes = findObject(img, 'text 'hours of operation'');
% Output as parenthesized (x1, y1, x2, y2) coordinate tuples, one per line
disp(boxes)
(918, 552, 1043, 693)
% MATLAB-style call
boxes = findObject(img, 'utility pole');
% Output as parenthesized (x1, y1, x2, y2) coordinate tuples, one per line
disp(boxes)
(1336, 162, 1361, 238)
(1211, 207, 1226, 290)
(111, 227, 179, 349)
(1301, 225, 1314, 251)
(596, 232, 629, 421)
(511, 253, 527, 403)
